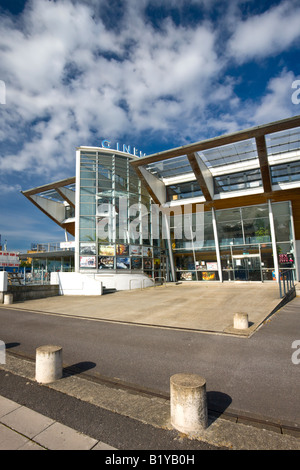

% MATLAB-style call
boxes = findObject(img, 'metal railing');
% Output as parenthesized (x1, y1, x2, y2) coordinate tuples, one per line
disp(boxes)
(278, 269, 295, 298)
(30, 242, 68, 252)
(8, 270, 51, 286)
(153, 276, 167, 287)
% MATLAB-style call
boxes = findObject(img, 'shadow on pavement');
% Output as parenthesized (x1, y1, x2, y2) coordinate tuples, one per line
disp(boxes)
(63, 361, 96, 377)
(207, 391, 232, 423)
(5, 342, 21, 349)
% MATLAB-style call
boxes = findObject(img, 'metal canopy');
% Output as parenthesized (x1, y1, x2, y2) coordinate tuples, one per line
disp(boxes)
(199, 138, 258, 169)
(22, 177, 76, 236)
(131, 115, 300, 204)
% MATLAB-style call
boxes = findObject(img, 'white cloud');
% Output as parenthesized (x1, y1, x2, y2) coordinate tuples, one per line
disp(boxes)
(251, 69, 299, 125)
(0, 0, 228, 176)
(0, 0, 299, 182)
(228, 0, 300, 62)
(0, 183, 22, 194)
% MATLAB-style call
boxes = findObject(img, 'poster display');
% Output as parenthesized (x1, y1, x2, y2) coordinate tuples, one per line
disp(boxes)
(131, 257, 142, 269)
(202, 272, 216, 281)
(99, 244, 115, 256)
(143, 258, 152, 270)
(80, 242, 96, 255)
(278, 253, 294, 266)
(116, 257, 130, 269)
(130, 245, 142, 256)
(206, 262, 218, 271)
(116, 244, 129, 256)
(80, 256, 96, 268)
(76, 242, 160, 273)
(143, 246, 153, 257)
(98, 256, 114, 269)
(179, 272, 192, 280)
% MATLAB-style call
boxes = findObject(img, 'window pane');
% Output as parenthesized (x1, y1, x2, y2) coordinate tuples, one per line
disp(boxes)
(217, 221, 243, 245)
(216, 207, 241, 222)
(272, 202, 292, 242)
(166, 180, 203, 201)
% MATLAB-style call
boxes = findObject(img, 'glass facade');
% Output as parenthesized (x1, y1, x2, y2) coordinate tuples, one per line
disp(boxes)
(171, 210, 219, 282)
(171, 201, 296, 282)
(78, 149, 167, 280)
(76, 149, 296, 284)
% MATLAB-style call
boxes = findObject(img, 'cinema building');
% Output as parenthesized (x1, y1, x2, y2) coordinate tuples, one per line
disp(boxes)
(22, 115, 300, 292)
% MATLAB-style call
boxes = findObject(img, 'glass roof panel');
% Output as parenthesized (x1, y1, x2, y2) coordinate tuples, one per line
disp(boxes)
(199, 138, 258, 169)
(265, 127, 300, 156)
(39, 189, 65, 202)
(39, 184, 75, 202)
(144, 155, 193, 179)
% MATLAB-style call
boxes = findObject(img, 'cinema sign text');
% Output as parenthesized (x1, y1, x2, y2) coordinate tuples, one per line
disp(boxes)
(101, 140, 146, 158)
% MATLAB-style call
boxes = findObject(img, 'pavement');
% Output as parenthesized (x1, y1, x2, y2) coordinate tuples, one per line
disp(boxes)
(1, 281, 286, 336)
(0, 281, 300, 450)
(0, 395, 116, 450)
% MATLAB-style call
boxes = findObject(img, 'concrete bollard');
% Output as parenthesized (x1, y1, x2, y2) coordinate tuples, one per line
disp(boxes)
(35, 345, 63, 384)
(3, 293, 13, 305)
(233, 313, 249, 330)
(170, 373, 208, 434)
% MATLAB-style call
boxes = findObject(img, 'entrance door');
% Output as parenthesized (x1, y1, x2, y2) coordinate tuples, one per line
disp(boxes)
(233, 255, 261, 281)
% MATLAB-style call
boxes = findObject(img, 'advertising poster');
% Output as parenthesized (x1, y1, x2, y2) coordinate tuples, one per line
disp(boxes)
(278, 253, 294, 266)
(130, 245, 142, 256)
(80, 242, 96, 255)
(206, 262, 218, 270)
(0, 252, 20, 268)
(202, 272, 216, 281)
(131, 257, 142, 269)
(116, 244, 129, 255)
(60, 241, 76, 249)
(143, 246, 153, 257)
(116, 257, 130, 269)
(180, 272, 192, 280)
(98, 256, 114, 269)
(143, 258, 152, 270)
(99, 244, 115, 256)
(80, 256, 96, 268)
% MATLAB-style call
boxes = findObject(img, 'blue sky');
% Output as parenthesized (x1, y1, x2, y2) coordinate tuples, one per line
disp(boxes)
(0, 0, 300, 252)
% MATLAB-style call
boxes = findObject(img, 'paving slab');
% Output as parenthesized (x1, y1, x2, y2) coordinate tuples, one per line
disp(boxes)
(17, 439, 46, 450)
(0, 395, 22, 418)
(92, 441, 118, 450)
(33, 422, 98, 450)
(1, 405, 54, 439)
(0, 423, 30, 450)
